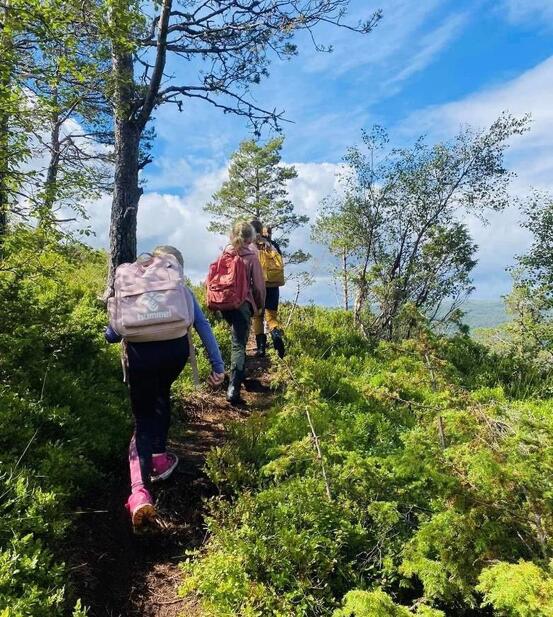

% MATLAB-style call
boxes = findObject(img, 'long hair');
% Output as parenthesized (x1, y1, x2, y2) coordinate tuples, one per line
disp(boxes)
(230, 220, 255, 250)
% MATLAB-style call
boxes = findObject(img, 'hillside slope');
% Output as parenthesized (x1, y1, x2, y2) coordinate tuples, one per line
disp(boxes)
(179, 308, 553, 616)
(1, 232, 551, 617)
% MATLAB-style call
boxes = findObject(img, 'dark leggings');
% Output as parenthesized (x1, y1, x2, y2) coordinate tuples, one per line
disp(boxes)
(265, 286, 279, 311)
(222, 302, 252, 373)
(126, 336, 189, 490)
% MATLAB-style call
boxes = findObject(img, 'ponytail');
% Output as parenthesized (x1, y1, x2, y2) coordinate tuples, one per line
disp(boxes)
(230, 220, 255, 250)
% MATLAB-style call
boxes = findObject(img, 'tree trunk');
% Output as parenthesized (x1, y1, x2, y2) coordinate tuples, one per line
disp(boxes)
(353, 280, 367, 328)
(43, 119, 60, 209)
(104, 48, 141, 299)
(0, 0, 12, 243)
(105, 118, 141, 297)
(0, 111, 8, 241)
(104, 0, 172, 298)
(354, 250, 371, 328)
(41, 88, 61, 226)
(342, 249, 349, 311)
(0, 100, 8, 240)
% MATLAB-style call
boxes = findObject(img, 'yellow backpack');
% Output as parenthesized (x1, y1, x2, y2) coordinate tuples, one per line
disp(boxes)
(257, 241, 285, 287)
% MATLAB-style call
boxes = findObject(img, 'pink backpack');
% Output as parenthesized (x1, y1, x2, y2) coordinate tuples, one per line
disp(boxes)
(108, 254, 193, 343)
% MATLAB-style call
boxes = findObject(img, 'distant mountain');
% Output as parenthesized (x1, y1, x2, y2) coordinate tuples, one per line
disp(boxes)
(300, 296, 510, 331)
(460, 299, 509, 330)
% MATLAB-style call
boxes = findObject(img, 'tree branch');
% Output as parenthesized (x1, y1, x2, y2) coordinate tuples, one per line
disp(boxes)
(136, 0, 172, 131)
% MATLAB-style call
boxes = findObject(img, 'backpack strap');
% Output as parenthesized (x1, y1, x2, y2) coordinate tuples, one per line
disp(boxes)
(184, 288, 200, 388)
(120, 339, 129, 385)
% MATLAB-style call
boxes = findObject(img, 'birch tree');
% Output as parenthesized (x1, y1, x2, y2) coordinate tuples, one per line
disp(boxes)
(316, 116, 530, 339)
(28, 6, 113, 229)
(313, 193, 357, 310)
(499, 192, 553, 366)
(0, 0, 112, 237)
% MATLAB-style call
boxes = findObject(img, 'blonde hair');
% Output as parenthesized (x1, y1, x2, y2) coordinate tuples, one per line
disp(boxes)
(153, 245, 184, 266)
(230, 220, 255, 250)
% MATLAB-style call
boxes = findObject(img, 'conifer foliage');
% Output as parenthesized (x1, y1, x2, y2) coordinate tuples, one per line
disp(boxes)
(205, 137, 309, 263)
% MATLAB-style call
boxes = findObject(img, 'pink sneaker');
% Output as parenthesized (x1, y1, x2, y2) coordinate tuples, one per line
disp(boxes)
(151, 452, 179, 483)
(125, 487, 156, 528)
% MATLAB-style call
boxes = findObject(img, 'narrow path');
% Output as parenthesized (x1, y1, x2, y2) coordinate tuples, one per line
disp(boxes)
(69, 349, 273, 617)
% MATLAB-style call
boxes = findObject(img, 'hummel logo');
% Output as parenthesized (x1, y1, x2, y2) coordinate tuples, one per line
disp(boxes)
(142, 292, 164, 312)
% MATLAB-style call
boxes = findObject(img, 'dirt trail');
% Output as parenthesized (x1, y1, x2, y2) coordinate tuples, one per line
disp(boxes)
(70, 349, 273, 617)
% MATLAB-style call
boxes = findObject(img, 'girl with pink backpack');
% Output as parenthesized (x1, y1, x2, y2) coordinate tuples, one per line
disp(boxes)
(106, 245, 224, 529)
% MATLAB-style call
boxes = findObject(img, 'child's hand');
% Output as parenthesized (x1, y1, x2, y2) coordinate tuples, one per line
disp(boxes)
(208, 371, 225, 387)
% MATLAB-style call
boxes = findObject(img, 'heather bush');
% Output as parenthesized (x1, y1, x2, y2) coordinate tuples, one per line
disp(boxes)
(181, 306, 553, 616)
(0, 228, 128, 615)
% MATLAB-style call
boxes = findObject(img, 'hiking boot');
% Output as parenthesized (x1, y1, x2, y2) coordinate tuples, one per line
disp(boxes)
(151, 452, 179, 483)
(125, 487, 156, 529)
(271, 328, 286, 359)
(255, 334, 267, 358)
(226, 369, 244, 404)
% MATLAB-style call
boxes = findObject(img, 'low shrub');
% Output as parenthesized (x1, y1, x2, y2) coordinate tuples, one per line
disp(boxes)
(0, 228, 129, 615)
(181, 306, 553, 616)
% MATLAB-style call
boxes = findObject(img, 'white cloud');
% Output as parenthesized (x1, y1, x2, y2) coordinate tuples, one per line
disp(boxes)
(403, 55, 553, 164)
(464, 207, 529, 298)
(288, 162, 344, 217)
(86, 53, 553, 304)
(305, 0, 438, 74)
(386, 12, 469, 87)
(502, 0, 553, 27)
(285, 162, 346, 305)
(143, 158, 196, 192)
(71, 49, 553, 306)
(303, 0, 467, 89)
(85, 160, 343, 304)
(85, 166, 227, 281)
(137, 168, 229, 280)
(82, 194, 111, 247)
(401, 55, 553, 192)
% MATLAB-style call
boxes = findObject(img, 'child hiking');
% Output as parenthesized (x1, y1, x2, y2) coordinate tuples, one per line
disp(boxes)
(206, 220, 266, 405)
(250, 219, 286, 359)
(106, 245, 224, 529)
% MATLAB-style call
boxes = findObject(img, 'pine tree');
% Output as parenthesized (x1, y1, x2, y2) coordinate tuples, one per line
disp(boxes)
(205, 137, 309, 263)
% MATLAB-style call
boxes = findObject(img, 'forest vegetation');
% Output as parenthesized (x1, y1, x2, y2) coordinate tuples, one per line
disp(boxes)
(0, 1, 552, 616)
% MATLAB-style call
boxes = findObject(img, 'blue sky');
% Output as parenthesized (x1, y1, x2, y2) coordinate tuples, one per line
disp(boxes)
(87, 0, 553, 305)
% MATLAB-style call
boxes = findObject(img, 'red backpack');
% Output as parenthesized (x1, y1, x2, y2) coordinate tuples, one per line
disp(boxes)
(206, 249, 249, 311)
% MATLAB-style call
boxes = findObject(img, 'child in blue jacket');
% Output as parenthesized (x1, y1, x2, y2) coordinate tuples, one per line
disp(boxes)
(106, 245, 224, 528)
